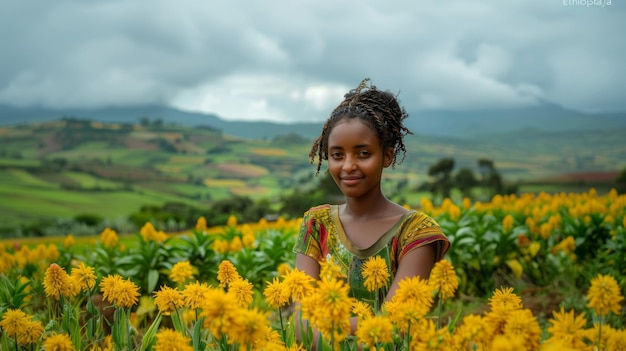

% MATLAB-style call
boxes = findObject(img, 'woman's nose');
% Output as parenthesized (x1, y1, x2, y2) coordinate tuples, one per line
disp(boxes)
(342, 155, 357, 171)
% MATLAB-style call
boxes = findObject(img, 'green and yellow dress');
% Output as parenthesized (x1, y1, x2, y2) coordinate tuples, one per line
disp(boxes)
(293, 204, 450, 309)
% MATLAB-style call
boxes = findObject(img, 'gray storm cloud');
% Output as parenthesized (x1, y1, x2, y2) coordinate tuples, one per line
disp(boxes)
(0, 0, 623, 122)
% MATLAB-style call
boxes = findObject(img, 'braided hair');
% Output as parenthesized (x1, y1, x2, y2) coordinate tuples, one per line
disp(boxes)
(309, 78, 413, 175)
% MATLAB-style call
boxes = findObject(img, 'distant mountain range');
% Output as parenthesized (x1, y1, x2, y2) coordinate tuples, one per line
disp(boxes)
(1, 102, 624, 139)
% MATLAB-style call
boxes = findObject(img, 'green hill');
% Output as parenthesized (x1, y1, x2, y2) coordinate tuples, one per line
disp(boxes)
(0, 118, 624, 235)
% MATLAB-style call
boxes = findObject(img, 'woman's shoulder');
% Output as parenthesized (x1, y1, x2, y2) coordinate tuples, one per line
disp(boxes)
(303, 204, 333, 217)
(402, 210, 442, 230)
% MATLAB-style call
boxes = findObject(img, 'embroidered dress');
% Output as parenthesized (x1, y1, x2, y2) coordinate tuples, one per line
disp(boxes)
(293, 204, 450, 309)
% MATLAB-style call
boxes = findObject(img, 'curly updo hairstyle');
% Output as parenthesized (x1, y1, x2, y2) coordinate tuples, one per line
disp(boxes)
(309, 78, 413, 175)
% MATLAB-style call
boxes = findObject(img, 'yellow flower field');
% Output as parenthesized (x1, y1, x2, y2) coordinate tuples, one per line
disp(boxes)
(0, 188, 624, 350)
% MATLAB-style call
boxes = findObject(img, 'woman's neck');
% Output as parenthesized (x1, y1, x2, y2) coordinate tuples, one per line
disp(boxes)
(341, 192, 399, 220)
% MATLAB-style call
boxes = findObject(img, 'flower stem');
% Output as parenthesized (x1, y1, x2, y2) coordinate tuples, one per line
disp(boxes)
(436, 292, 443, 330)
(278, 306, 286, 344)
(597, 316, 604, 351)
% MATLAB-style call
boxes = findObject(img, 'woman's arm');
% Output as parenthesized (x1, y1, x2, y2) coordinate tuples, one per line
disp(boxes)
(295, 253, 320, 279)
(385, 242, 437, 301)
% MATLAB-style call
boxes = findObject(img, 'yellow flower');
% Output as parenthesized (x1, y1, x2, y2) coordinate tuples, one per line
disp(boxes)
(199, 288, 242, 338)
(587, 273, 624, 317)
(154, 285, 184, 315)
(154, 328, 193, 351)
(393, 276, 433, 312)
(0, 251, 16, 274)
(384, 299, 426, 334)
(263, 277, 289, 309)
(43, 333, 76, 351)
(352, 301, 374, 319)
(488, 286, 523, 312)
(260, 325, 285, 350)
(99, 274, 141, 308)
(277, 262, 292, 276)
(217, 260, 240, 289)
(453, 314, 491, 349)
(182, 309, 198, 326)
(195, 216, 207, 231)
(428, 259, 458, 300)
(462, 197, 472, 210)
(227, 214, 238, 227)
(229, 236, 243, 252)
(552, 236, 576, 254)
(228, 277, 254, 308)
(182, 281, 211, 310)
(320, 259, 343, 282)
(0, 308, 29, 337)
(229, 308, 270, 348)
(43, 263, 73, 300)
(99, 227, 119, 248)
(63, 235, 75, 249)
(546, 307, 588, 350)
(140, 222, 156, 241)
(528, 241, 541, 257)
(408, 318, 445, 350)
(540, 222, 552, 240)
(300, 278, 354, 347)
(505, 259, 523, 279)
(45, 244, 61, 262)
(140, 222, 168, 242)
(606, 329, 626, 351)
(421, 198, 434, 213)
(100, 274, 123, 302)
(502, 214, 514, 233)
(484, 287, 523, 335)
(361, 256, 390, 292)
(503, 308, 542, 350)
(448, 204, 461, 221)
(71, 262, 96, 292)
(242, 233, 255, 248)
(213, 239, 229, 254)
(355, 315, 394, 349)
(170, 261, 194, 284)
(540, 339, 580, 351)
(281, 268, 315, 302)
(490, 334, 526, 351)
(18, 319, 44, 345)
(66, 276, 82, 298)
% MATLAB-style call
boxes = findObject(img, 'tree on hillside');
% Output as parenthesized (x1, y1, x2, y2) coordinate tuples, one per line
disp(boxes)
(477, 158, 503, 199)
(428, 157, 455, 201)
(455, 167, 478, 198)
(616, 167, 626, 193)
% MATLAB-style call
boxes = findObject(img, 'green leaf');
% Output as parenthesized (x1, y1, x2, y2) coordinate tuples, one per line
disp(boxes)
(140, 312, 162, 351)
(148, 269, 160, 294)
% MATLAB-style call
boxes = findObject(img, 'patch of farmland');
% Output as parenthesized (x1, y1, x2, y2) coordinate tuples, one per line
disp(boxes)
(203, 178, 248, 188)
(248, 147, 287, 156)
(215, 163, 269, 178)
(168, 156, 206, 165)
(230, 185, 270, 197)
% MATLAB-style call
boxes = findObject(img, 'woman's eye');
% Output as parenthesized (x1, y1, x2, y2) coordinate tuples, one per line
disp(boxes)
(358, 151, 370, 157)
(330, 152, 343, 159)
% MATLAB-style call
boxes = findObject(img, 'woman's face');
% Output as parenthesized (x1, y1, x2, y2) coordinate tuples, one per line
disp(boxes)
(327, 118, 393, 199)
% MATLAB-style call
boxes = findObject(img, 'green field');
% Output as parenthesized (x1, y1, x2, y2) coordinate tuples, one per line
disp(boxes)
(0, 119, 624, 232)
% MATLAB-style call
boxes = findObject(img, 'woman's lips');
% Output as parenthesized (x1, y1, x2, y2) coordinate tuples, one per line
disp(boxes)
(341, 177, 362, 186)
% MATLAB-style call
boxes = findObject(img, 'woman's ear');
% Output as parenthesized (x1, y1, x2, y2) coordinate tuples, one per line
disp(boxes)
(383, 147, 394, 168)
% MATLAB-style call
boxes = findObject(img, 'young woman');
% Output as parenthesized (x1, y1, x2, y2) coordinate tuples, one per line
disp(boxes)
(293, 78, 450, 344)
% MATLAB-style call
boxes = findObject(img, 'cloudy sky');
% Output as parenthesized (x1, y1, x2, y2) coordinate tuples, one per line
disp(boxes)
(1, 0, 623, 123)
